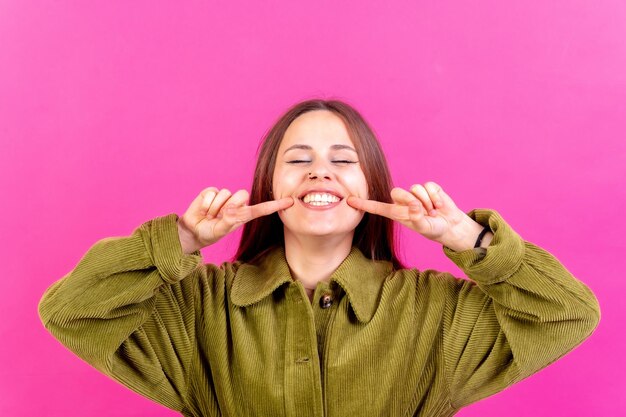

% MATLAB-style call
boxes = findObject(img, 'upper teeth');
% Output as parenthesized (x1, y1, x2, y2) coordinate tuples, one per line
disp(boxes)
(303, 193, 340, 205)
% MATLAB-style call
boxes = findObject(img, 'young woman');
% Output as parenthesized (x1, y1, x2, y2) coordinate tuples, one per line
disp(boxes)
(39, 99, 600, 417)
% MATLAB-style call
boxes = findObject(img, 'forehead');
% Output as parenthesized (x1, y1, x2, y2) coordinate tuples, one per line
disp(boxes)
(279, 110, 354, 150)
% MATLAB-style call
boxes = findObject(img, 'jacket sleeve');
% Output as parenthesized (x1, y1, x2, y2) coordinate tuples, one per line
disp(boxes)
(38, 213, 205, 412)
(438, 209, 600, 408)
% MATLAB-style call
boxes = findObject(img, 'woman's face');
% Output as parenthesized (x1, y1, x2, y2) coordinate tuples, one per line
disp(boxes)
(272, 110, 368, 240)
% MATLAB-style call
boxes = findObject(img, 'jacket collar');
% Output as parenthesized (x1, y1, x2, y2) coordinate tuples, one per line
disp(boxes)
(231, 246, 393, 323)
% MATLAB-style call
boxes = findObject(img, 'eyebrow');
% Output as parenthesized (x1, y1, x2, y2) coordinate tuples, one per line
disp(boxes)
(283, 144, 357, 154)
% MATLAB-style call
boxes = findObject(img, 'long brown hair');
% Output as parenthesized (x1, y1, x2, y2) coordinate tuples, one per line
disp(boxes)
(234, 99, 403, 269)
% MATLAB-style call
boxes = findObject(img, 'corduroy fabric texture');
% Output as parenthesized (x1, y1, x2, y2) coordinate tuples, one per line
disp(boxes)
(39, 209, 600, 417)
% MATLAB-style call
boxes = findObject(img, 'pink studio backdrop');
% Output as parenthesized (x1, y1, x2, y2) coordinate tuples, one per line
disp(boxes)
(1, 1, 624, 416)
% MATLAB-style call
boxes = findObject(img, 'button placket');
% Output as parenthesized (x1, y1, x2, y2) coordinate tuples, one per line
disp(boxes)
(312, 284, 340, 417)
(283, 283, 324, 416)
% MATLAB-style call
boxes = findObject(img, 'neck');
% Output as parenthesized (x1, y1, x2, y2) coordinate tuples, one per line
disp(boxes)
(283, 230, 354, 291)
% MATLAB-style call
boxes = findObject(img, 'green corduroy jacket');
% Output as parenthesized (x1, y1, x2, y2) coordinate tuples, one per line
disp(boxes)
(38, 209, 600, 417)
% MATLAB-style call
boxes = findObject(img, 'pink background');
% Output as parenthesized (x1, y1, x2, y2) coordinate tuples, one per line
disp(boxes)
(1, 1, 624, 416)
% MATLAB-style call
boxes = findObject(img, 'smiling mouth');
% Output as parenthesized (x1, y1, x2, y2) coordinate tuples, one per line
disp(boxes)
(301, 192, 342, 207)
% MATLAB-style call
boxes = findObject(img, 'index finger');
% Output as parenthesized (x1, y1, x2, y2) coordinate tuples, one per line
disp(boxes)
(246, 197, 294, 220)
(347, 196, 410, 221)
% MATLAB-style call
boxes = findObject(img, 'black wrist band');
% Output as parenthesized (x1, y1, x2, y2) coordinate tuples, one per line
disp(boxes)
(474, 226, 491, 248)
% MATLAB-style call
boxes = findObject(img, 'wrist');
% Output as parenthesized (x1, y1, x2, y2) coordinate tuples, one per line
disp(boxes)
(177, 220, 203, 254)
(440, 216, 492, 252)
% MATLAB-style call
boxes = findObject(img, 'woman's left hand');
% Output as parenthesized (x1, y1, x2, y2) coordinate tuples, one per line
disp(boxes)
(347, 182, 490, 251)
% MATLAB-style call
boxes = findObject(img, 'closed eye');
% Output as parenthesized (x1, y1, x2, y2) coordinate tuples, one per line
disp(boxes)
(286, 159, 358, 165)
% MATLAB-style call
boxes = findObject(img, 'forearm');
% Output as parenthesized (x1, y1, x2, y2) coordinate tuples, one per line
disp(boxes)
(443, 209, 600, 406)
(39, 214, 203, 367)
(39, 265, 165, 368)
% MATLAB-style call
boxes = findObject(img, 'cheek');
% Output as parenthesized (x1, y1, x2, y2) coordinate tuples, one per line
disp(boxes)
(271, 167, 285, 197)
(361, 175, 369, 198)
(343, 171, 369, 198)
(272, 170, 299, 198)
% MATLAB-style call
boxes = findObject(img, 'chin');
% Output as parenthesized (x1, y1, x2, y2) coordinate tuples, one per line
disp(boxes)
(280, 214, 363, 240)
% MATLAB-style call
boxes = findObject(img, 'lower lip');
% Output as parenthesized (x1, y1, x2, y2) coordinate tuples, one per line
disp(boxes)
(299, 199, 343, 210)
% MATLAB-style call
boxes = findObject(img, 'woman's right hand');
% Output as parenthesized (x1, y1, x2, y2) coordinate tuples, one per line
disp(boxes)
(177, 188, 294, 254)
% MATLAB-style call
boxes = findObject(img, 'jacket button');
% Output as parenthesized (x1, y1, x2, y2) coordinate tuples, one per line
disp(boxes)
(319, 293, 333, 309)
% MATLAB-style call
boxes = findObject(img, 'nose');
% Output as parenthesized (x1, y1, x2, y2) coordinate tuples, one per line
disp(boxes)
(307, 160, 332, 180)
